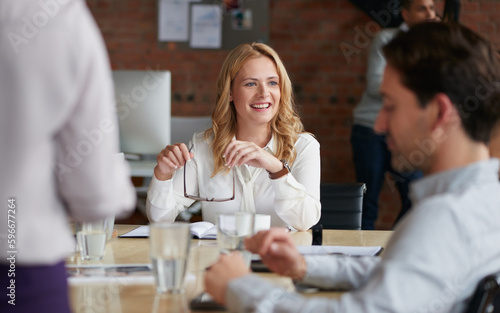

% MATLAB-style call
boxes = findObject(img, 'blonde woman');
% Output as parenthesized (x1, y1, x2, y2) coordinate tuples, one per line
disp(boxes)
(147, 43, 320, 231)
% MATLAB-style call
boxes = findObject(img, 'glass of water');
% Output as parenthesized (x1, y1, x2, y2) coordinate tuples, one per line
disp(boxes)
(149, 222, 192, 294)
(216, 212, 255, 266)
(76, 216, 114, 261)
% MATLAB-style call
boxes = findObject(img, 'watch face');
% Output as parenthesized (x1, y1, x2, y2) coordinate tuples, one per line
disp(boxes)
(281, 159, 291, 172)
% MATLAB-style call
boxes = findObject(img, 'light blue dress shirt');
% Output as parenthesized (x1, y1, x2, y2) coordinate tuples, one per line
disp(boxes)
(227, 159, 500, 313)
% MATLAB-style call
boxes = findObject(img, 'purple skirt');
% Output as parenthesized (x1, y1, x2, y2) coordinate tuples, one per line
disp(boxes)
(0, 260, 70, 313)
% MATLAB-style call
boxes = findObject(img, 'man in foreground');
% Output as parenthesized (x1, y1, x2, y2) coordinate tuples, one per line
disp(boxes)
(205, 22, 500, 312)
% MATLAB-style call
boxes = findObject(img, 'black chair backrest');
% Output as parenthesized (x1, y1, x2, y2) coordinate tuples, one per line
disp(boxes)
(317, 183, 366, 230)
(465, 272, 500, 313)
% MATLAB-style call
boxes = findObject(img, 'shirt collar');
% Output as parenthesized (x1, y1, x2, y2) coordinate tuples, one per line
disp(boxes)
(264, 135, 276, 154)
(399, 22, 409, 32)
(410, 158, 500, 203)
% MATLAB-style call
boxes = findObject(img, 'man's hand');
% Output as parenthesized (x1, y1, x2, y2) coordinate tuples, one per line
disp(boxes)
(245, 228, 307, 280)
(204, 253, 250, 305)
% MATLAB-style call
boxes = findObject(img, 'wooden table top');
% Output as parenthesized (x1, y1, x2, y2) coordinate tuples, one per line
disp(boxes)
(67, 224, 392, 313)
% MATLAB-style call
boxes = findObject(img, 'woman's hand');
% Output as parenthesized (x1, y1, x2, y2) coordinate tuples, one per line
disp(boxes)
(223, 140, 283, 173)
(153, 143, 193, 181)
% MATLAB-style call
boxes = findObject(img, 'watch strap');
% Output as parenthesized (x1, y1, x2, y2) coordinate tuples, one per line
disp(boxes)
(268, 159, 290, 179)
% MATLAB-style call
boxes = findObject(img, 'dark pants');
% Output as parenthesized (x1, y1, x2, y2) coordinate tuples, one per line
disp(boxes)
(351, 125, 423, 230)
(0, 260, 70, 313)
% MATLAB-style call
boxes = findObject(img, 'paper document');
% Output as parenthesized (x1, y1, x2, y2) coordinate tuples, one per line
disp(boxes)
(158, 0, 202, 42)
(66, 264, 153, 284)
(190, 4, 222, 49)
(296, 245, 382, 257)
(119, 225, 150, 238)
(67, 263, 197, 285)
(251, 245, 382, 273)
(118, 222, 217, 239)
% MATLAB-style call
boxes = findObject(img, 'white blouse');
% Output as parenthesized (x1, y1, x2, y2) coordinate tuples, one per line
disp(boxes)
(147, 132, 321, 231)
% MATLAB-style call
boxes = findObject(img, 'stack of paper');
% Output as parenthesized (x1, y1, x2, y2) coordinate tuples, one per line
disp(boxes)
(296, 245, 383, 256)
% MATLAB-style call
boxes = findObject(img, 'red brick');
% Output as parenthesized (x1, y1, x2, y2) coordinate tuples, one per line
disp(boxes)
(479, 2, 496, 12)
(86, 0, 500, 230)
(477, 22, 496, 33)
(462, 12, 489, 23)
(462, 2, 479, 12)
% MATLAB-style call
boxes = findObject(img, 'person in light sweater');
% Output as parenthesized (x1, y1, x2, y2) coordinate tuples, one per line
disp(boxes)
(0, 1, 136, 312)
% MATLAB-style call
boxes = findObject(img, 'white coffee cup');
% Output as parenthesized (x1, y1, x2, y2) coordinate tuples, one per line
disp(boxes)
(254, 214, 271, 233)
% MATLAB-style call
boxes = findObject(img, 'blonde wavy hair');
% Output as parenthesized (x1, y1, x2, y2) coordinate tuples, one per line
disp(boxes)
(205, 42, 305, 176)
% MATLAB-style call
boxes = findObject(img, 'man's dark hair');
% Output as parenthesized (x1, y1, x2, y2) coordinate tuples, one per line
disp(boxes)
(383, 22, 500, 143)
(400, 0, 413, 10)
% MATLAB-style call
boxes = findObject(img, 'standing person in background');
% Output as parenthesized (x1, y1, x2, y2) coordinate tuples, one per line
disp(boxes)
(205, 22, 500, 313)
(351, 0, 438, 229)
(147, 43, 321, 231)
(0, 1, 136, 312)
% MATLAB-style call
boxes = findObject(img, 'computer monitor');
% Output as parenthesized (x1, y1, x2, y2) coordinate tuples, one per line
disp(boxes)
(171, 116, 213, 146)
(112, 70, 171, 158)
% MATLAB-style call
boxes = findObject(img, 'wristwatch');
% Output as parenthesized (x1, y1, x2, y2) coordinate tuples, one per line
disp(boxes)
(268, 159, 291, 179)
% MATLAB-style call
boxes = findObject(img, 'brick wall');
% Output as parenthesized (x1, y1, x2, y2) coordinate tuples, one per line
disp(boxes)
(86, 0, 500, 229)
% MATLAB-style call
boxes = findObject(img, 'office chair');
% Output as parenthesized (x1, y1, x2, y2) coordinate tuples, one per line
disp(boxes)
(171, 116, 212, 222)
(465, 271, 500, 313)
(170, 116, 212, 145)
(317, 183, 366, 230)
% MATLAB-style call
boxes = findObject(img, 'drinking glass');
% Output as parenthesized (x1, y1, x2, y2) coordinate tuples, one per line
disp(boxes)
(216, 212, 254, 266)
(149, 222, 191, 294)
(76, 216, 114, 261)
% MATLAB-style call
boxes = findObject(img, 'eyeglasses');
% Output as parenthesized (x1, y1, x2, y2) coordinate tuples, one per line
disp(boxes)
(183, 145, 235, 202)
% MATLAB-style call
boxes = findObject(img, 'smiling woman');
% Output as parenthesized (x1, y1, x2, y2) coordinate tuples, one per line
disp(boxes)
(209, 43, 304, 176)
(229, 56, 280, 132)
(146, 43, 321, 231)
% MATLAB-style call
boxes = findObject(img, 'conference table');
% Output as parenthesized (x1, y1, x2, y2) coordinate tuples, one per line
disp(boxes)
(67, 224, 392, 313)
